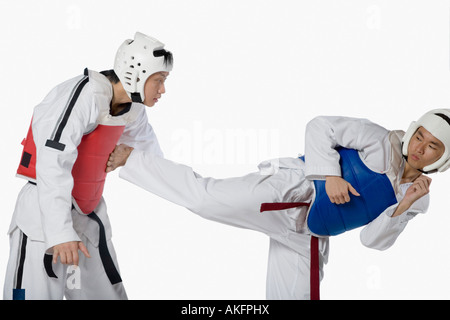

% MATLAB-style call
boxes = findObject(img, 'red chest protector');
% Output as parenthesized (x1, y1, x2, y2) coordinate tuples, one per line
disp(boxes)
(71, 124, 125, 213)
(17, 121, 124, 214)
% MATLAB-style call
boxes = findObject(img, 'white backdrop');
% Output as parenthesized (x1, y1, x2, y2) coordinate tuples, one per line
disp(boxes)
(1, 0, 449, 300)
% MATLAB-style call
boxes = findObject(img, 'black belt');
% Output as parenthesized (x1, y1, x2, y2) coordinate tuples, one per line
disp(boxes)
(44, 210, 122, 285)
(87, 212, 122, 284)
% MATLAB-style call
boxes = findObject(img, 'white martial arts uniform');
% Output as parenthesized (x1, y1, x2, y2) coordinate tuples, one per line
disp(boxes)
(3, 69, 163, 300)
(118, 115, 429, 299)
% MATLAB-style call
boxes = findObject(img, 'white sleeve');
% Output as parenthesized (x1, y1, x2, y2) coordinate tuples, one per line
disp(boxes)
(304, 116, 389, 180)
(118, 104, 163, 157)
(33, 81, 93, 250)
(359, 193, 429, 250)
(119, 150, 205, 211)
(119, 150, 278, 213)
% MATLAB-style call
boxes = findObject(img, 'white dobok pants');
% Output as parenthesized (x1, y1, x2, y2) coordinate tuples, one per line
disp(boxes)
(120, 153, 329, 299)
(3, 183, 127, 300)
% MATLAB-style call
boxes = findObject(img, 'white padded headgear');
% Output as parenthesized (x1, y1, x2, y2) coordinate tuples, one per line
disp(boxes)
(114, 32, 173, 103)
(402, 109, 450, 173)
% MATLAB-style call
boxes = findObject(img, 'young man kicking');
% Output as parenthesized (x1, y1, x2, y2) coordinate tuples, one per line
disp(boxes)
(106, 109, 450, 299)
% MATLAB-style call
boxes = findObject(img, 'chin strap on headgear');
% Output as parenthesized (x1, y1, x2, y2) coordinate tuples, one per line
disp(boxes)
(114, 32, 173, 103)
(402, 108, 450, 173)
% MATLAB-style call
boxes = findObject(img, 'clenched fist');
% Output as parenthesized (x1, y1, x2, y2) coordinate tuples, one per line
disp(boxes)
(392, 175, 432, 217)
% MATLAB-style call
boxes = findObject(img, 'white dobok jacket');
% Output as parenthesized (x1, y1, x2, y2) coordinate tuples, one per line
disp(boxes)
(10, 69, 163, 251)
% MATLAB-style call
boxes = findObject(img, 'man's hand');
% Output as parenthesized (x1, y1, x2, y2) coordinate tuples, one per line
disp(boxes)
(52, 241, 90, 265)
(325, 176, 360, 204)
(403, 175, 432, 205)
(392, 175, 432, 217)
(106, 144, 134, 173)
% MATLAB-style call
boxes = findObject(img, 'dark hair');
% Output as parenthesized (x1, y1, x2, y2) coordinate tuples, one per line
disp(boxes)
(100, 49, 173, 84)
(100, 69, 120, 84)
(154, 49, 174, 67)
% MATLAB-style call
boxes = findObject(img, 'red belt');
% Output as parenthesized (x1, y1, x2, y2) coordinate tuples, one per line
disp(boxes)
(260, 202, 320, 300)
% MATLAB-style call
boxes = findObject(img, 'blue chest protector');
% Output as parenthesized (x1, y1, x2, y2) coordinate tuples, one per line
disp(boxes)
(301, 148, 398, 236)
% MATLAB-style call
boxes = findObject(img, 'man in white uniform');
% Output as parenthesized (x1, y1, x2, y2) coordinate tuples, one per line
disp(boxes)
(106, 109, 450, 299)
(3, 32, 173, 300)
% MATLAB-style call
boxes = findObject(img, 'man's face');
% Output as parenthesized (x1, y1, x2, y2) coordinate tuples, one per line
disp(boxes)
(407, 126, 445, 170)
(142, 71, 169, 107)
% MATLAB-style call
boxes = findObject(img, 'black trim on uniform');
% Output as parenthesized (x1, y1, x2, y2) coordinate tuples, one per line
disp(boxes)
(45, 71, 90, 151)
(43, 254, 58, 278)
(15, 233, 28, 290)
(88, 212, 122, 285)
(112, 103, 132, 117)
(44, 139, 66, 151)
